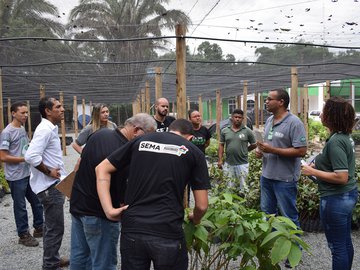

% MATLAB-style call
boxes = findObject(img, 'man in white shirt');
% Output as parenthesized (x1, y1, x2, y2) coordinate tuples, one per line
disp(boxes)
(25, 97, 68, 270)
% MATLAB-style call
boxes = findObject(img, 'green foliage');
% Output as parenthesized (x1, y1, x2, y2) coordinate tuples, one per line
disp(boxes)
(197, 41, 224, 60)
(184, 193, 309, 269)
(242, 151, 262, 210)
(187, 142, 310, 269)
(0, 169, 10, 193)
(205, 138, 219, 163)
(255, 41, 334, 64)
(352, 130, 360, 144)
(308, 119, 329, 142)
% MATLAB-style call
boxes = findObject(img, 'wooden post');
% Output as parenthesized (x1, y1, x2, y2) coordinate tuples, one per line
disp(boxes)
(324, 80, 330, 101)
(132, 101, 137, 116)
(303, 85, 309, 141)
(176, 24, 187, 208)
(216, 90, 221, 141)
(198, 95, 203, 117)
(155, 67, 162, 100)
(140, 89, 145, 113)
(0, 68, 4, 131)
(27, 101, 32, 140)
(136, 94, 141, 114)
(59, 92, 67, 156)
(299, 87, 304, 118)
(236, 95, 241, 109)
(73, 96, 78, 138)
(145, 82, 150, 114)
(242, 81, 248, 126)
(291, 67, 298, 115)
(7, 98, 11, 125)
(40, 84, 45, 99)
(172, 102, 176, 114)
(260, 94, 264, 126)
(176, 24, 186, 119)
(254, 91, 259, 129)
(82, 99, 86, 128)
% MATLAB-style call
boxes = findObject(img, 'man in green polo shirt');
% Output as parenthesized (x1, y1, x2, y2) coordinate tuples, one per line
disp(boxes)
(218, 109, 257, 190)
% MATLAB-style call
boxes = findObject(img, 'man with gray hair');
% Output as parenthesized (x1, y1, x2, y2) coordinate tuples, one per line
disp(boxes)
(69, 113, 156, 270)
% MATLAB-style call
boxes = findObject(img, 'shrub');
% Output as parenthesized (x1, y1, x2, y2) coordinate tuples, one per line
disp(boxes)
(308, 119, 329, 142)
(352, 130, 360, 144)
(186, 144, 310, 269)
(185, 193, 309, 269)
(0, 169, 9, 193)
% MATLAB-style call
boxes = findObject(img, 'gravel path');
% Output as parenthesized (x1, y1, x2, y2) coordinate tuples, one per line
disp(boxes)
(0, 140, 360, 269)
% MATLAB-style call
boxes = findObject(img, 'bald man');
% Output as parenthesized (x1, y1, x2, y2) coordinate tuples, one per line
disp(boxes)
(153, 98, 175, 132)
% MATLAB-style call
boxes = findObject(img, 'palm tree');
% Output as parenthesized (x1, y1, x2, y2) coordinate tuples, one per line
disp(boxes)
(0, 0, 65, 66)
(67, 0, 191, 61)
(0, 0, 64, 37)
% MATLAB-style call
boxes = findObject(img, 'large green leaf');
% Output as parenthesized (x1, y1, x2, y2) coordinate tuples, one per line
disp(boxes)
(276, 216, 298, 229)
(271, 237, 292, 264)
(223, 193, 233, 204)
(287, 242, 302, 267)
(194, 225, 209, 243)
(261, 231, 284, 247)
(183, 222, 195, 249)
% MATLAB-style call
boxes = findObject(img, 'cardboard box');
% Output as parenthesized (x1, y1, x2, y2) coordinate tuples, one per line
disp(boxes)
(56, 171, 76, 198)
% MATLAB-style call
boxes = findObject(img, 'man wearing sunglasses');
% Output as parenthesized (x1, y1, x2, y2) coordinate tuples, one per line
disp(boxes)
(256, 89, 307, 232)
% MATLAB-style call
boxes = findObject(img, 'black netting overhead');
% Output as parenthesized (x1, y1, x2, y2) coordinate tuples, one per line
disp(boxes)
(2, 36, 360, 106)
(1, 0, 360, 106)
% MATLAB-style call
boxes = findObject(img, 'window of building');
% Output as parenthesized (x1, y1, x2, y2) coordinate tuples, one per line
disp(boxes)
(228, 98, 236, 114)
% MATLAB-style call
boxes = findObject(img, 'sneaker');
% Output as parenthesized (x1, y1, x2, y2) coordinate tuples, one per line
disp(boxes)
(59, 256, 70, 268)
(33, 227, 43, 238)
(18, 232, 39, 247)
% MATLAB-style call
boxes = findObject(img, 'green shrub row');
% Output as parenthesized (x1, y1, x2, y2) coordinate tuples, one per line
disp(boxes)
(0, 169, 9, 193)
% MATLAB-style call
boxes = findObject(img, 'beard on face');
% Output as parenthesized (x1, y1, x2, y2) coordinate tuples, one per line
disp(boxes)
(157, 109, 167, 116)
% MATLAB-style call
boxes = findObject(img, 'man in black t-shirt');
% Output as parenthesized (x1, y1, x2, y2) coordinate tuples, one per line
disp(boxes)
(96, 119, 210, 270)
(69, 113, 156, 270)
(153, 97, 175, 132)
(188, 109, 211, 154)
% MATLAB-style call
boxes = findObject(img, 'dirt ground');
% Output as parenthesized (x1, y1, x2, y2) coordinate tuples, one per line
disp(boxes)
(0, 142, 359, 270)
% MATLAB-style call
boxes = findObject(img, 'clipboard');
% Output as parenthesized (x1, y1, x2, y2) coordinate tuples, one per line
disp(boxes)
(55, 171, 76, 198)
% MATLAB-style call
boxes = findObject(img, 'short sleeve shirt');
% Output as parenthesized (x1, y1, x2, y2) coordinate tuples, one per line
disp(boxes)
(0, 124, 30, 181)
(220, 125, 256, 165)
(262, 113, 307, 182)
(191, 126, 211, 153)
(154, 116, 175, 132)
(314, 133, 356, 197)
(70, 128, 128, 219)
(107, 132, 210, 239)
(75, 121, 117, 146)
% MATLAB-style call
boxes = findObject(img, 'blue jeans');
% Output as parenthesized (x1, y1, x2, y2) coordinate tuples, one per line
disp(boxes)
(120, 233, 188, 270)
(37, 186, 65, 270)
(260, 176, 300, 228)
(70, 215, 120, 270)
(8, 176, 43, 236)
(320, 188, 358, 270)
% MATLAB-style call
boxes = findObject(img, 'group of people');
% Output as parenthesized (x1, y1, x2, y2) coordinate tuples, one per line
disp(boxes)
(0, 91, 358, 270)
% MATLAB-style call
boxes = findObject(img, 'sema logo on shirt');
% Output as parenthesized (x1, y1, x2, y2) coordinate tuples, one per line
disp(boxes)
(139, 141, 189, 156)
